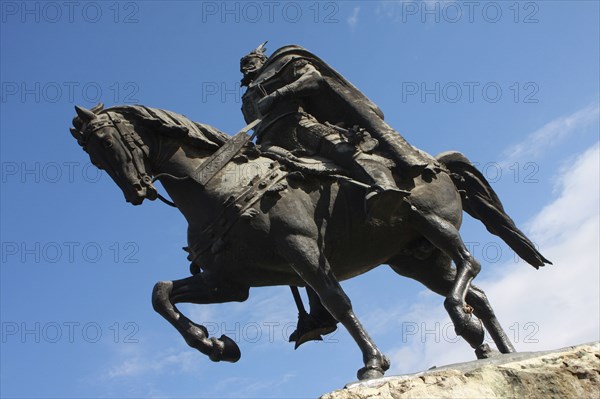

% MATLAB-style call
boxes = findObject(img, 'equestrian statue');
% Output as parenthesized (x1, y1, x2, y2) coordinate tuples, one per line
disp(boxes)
(69, 43, 551, 380)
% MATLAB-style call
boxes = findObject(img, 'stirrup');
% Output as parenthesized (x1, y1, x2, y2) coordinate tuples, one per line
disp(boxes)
(289, 312, 338, 349)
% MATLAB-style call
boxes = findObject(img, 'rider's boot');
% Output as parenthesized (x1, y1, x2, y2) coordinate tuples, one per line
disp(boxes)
(352, 156, 410, 220)
(289, 309, 338, 349)
(371, 123, 439, 180)
(289, 288, 338, 349)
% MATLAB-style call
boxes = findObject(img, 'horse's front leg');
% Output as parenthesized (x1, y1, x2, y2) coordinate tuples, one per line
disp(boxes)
(279, 233, 389, 380)
(152, 273, 249, 363)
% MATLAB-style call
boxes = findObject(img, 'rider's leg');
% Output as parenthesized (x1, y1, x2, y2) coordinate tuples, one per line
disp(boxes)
(306, 285, 338, 326)
(297, 118, 409, 218)
(366, 119, 437, 179)
(324, 139, 409, 219)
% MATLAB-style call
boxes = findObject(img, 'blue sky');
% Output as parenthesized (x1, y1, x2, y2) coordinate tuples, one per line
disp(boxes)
(1, 1, 599, 398)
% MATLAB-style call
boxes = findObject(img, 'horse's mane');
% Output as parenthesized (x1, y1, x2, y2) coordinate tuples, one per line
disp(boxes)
(101, 105, 230, 150)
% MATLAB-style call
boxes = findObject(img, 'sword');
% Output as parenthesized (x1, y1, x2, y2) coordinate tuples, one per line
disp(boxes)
(190, 118, 262, 186)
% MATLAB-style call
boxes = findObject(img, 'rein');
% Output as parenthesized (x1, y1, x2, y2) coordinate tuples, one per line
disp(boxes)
(151, 173, 190, 208)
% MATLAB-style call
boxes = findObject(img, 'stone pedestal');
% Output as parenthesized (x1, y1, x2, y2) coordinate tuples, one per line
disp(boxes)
(320, 342, 600, 399)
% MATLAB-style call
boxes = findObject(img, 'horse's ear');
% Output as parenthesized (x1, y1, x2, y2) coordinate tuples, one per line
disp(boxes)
(90, 103, 104, 113)
(75, 105, 96, 122)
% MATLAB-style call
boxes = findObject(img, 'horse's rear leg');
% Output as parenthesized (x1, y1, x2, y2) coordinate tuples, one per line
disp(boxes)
(409, 210, 485, 348)
(468, 284, 515, 355)
(279, 233, 389, 380)
(152, 273, 249, 363)
(390, 252, 515, 357)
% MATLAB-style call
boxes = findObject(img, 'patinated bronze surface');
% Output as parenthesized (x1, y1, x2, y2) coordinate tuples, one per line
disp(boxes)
(69, 45, 550, 380)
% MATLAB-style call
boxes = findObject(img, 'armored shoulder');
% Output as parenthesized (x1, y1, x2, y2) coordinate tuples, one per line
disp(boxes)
(291, 58, 320, 78)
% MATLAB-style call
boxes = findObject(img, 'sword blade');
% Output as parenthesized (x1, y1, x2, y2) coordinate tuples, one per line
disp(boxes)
(191, 119, 262, 186)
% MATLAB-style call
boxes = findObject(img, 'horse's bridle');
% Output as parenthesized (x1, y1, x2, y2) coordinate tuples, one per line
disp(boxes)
(105, 112, 155, 189)
(82, 112, 164, 204)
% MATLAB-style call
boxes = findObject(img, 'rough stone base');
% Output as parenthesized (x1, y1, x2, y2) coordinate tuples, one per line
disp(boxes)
(320, 342, 600, 399)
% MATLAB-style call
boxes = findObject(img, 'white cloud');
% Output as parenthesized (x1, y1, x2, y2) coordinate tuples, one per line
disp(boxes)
(528, 143, 600, 245)
(347, 7, 360, 29)
(387, 142, 600, 375)
(185, 302, 216, 323)
(488, 142, 600, 348)
(501, 104, 599, 166)
(105, 347, 199, 379)
(209, 373, 297, 398)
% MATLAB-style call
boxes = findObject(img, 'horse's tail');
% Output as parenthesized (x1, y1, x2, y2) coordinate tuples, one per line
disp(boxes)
(436, 151, 552, 269)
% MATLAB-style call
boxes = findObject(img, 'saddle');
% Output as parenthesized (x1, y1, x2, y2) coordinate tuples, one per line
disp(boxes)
(242, 143, 395, 181)
(243, 144, 343, 175)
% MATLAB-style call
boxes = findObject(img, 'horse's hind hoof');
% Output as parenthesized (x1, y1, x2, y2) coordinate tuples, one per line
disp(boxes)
(449, 305, 485, 349)
(209, 335, 241, 363)
(357, 366, 385, 380)
(460, 317, 485, 349)
(357, 355, 390, 380)
(475, 343, 500, 359)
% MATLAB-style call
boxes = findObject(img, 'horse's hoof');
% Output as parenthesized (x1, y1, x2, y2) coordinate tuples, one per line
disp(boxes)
(357, 355, 390, 380)
(447, 303, 485, 349)
(460, 317, 485, 348)
(219, 334, 241, 363)
(208, 335, 241, 363)
(475, 343, 500, 359)
(357, 366, 385, 380)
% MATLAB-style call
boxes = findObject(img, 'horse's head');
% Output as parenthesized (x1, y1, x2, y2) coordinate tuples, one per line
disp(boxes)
(70, 104, 158, 205)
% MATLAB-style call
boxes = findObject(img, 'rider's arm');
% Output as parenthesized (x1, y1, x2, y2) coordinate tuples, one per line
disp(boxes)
(258, 59, 323, 114)
(275, 59, 324, 99)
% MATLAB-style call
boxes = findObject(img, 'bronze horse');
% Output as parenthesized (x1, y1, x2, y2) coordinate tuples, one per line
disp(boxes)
(70, 104, 550, 380)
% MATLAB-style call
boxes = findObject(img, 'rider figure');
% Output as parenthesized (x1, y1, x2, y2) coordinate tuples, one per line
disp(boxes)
(239, 42, 437, 346)
(239, 42, 438, 218)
